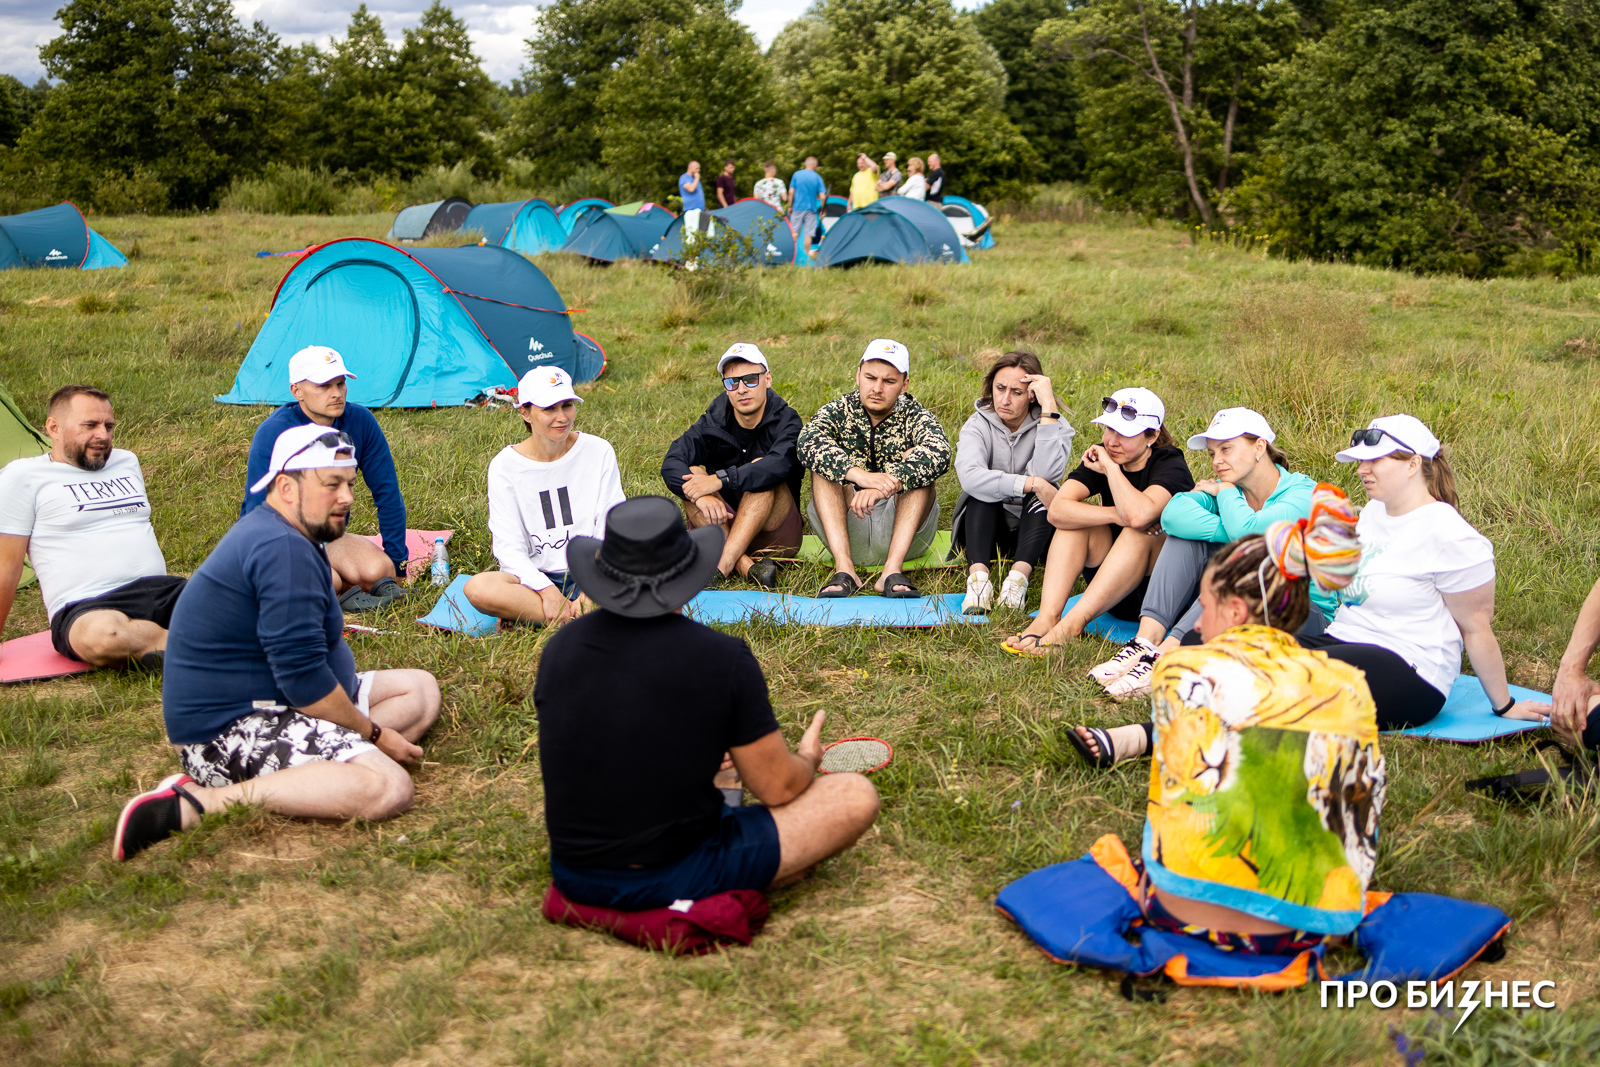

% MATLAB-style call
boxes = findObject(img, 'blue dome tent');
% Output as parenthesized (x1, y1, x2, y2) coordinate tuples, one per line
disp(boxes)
(650, 199, 798, 266)
(557, 198, 614, 235)
(463, 199, 566, 257)
(385, 197, 473, 242)
(561, 206, 675, 263)
(940, 196, 996, 250)
(814, 198, 969, 268)
(820, 195, 849, 236)
(218, 239, 605, 409)
(0, 202, 127, 270)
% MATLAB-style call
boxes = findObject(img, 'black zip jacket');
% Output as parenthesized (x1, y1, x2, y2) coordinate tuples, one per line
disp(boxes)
(660, 389, 805, 506)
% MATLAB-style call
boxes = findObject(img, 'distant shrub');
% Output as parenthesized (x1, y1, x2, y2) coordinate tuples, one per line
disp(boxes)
(88, 168, 168, 215)
(220, 166, 343, 215)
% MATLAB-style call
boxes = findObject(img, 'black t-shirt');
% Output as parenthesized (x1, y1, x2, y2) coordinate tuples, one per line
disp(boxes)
(536, 610, 780, 869)
(1067, 444, 1194, 536)
(926, 168, 945, 202)
(716, 173, 737, 206)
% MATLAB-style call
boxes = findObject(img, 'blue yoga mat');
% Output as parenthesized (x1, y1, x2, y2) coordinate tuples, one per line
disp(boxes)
(1027, 594, 1140, 643)
(1396, 678, 1551, 743)
(686, 590, 986, 627)
(416, 574, 499, 637)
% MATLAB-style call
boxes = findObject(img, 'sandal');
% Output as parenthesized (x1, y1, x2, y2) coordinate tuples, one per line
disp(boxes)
(881, 572, 921, 599)
(1068, 726, 1118, 769)
(1000, 632, 1052, 658)
(818, 571, 859, 598)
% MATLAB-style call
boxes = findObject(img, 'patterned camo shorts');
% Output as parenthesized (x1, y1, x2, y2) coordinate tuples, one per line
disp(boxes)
(180, 672, 377, 786)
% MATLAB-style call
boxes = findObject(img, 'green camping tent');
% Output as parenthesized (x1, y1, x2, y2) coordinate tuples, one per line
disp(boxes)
(1, 380, 47, 588)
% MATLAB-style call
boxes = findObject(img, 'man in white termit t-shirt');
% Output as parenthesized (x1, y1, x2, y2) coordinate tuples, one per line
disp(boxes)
(0, 385, 184, 668)
(463, 367, 626, 627)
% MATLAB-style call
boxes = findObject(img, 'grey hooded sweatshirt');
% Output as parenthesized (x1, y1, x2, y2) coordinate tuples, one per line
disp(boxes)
(954, 400, 1075, 521)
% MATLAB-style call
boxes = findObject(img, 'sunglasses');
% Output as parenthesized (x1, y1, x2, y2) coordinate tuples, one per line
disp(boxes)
(284, 430, 354, 466)
(723, 372, 763, 392)
(1348, 427, 1420, 455)
(1100, 396, 1146, 422)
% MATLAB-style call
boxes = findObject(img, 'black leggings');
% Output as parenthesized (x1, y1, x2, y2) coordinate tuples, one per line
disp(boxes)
(1173, 633, 1446, 731)
(958, 494, 1053, 571)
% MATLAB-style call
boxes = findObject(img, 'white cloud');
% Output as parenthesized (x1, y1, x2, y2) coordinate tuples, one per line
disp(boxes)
(1, 0, 983, 86)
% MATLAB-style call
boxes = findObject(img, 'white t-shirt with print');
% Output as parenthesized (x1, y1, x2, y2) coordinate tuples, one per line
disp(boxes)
(1326, 500, 1495, 696)
(753, 177, 786, 211)
(486, 433, 626, 592)
(0, 450, 168, 620)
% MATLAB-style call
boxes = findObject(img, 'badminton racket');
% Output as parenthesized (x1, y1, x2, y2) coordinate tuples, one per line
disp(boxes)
(820, 737, 894, 774)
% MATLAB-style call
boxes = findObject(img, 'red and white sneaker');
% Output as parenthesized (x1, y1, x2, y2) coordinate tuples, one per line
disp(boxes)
(113, 774, 205, 862)
(1089, 638, 1156, 687)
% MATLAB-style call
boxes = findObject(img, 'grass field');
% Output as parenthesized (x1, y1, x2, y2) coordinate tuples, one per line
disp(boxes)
(3, 208, 1600, 1065)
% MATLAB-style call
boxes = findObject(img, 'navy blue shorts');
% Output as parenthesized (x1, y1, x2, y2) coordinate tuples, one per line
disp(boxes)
(550, 805, 782, 911)
(543, 570, 580, 598)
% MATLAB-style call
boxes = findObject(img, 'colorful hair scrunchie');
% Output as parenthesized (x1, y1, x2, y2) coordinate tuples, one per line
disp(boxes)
(1264, 483, 1362, 593)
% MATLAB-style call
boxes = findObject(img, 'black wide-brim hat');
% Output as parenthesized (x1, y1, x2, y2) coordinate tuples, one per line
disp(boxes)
(568, 496, 724, 618)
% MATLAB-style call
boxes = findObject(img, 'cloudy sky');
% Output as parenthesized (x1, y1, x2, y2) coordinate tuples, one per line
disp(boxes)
(1, 0, 976, 87)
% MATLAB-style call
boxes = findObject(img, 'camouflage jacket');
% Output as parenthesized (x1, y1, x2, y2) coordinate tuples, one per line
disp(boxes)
(797, 390, 951, 491)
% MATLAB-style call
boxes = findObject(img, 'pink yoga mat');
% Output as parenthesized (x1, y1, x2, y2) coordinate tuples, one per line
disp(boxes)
(360, 529, 454, 581)
(0, 631, 93, 684)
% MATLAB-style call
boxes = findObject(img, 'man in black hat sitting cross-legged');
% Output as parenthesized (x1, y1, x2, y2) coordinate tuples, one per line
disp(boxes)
(536, 496, 880, 910)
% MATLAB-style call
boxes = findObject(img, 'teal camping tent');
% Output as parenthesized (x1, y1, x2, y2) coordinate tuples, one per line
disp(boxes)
(557, 198, 614, 235)
(0, 203, 127, 270)
(385, 198, 472, 242)
(814, 199, 968, 268)
(650, 199, 798, 266)
(464, 199, 566, 257)
(561, 206, 675, 263)
(218, 238, 604, 408)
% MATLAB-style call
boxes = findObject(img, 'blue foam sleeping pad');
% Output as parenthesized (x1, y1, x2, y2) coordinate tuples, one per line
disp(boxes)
(1398, 679, 1551, 742)
(1027, 594, 1140, 643)
(685, 590, 986, 627)
(416, 574, 499, 637)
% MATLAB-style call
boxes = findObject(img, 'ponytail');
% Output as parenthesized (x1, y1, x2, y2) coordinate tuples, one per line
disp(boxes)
(1422, 452, 1458, 509)
(1205, 484, 1362, 633)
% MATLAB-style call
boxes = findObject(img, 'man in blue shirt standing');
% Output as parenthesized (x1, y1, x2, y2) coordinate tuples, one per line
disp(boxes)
(788, 156, 826, 261)
(679, 160, 705, 212)
(112, 424, 441, 862)
(242, 346, 407, 612)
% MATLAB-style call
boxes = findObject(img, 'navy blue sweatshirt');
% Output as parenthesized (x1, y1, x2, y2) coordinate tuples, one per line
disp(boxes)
(241, 402, 408, 566)
(163, 505, 357, 745)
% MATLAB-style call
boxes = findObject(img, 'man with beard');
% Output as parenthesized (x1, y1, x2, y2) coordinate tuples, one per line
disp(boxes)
(111, 424, 441, 861)
(0, 384, 182, 668)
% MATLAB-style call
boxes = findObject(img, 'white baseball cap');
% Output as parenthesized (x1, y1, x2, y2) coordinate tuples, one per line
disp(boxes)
(517, 366, 582, 409)
(288, 345, 357, 386)
(1187, 407, 1275, 450)
(249, 423, 358, 493)
(1335, 414, 1441, 463)
(861, 338, 910, 375)
(717, 343, 768, 375)
(1092, 387, 1164, 435)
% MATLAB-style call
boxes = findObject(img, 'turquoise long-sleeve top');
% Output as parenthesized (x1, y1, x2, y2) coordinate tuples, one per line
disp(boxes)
(1160, 466, 1337, 620)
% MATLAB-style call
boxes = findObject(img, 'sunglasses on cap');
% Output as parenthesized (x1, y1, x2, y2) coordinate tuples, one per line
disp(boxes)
(1348, 427, 1421, 455)
(723, 372, 763, 392)
(1100, 397, 1147, 422)
(284, 430, 354, 465)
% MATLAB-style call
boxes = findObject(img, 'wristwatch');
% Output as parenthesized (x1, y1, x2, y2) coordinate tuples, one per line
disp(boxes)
(715, 469, 730, 483)
(1041, 412, 1062, 421)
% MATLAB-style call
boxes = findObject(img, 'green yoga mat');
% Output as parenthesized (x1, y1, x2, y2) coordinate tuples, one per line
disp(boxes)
(782, 531, 959, 571)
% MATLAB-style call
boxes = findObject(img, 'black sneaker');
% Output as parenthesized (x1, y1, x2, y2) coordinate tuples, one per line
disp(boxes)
(746, 559, 779, 589)
(113, 774, 203, 861)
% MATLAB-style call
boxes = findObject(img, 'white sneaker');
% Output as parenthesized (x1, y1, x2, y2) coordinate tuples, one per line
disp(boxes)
(962, 573, 995, 615)
(1089, 638, 1157, 686)
(1105, 652, 1158, 702)
(998, 570, 1029, 610)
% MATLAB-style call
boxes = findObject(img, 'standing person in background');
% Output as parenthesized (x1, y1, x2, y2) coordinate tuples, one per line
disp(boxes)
(847, 154, 879, 211)
(898, 158, 928, 201)
(876, 153, 902, 197)
(753, 162, 786, 212)
(953, 351, 1072, 614)
(926, 154, 945, 204)
(241, 346, 406, 612)
(788, 157, 827, 259)
(716, 160, 738, 209)
(679, 161, 705, 212)
(464, 368, 624, 628)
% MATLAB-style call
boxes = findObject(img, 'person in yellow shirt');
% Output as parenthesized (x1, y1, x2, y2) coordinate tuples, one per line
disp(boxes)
(847, 153, 879, 210)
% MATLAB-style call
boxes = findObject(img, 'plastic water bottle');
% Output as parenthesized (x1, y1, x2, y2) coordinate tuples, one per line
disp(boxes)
(430, 537, 450, 586)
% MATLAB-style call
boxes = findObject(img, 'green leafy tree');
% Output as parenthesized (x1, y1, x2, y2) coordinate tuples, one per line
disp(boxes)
(397, 2, 504, 173)
(1036, 0, 1300, 221)
(20, 0, 285, 208)
(597, 8, 780, 198)
(315, 6, 440, 180)
(512, 0, 700, 185)
(0, 77, 51, 148)
(1237, 0, 1600, 275)
(784, 0, 1040, 201)
(972, 0, 1084, 176)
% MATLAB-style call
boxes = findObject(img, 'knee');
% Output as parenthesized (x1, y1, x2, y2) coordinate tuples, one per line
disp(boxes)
(70, 616, 124, 662)
(361, 762, 415, 821)
(837, 773, 881, 831)
(406, 670, 443, 727)
(361, 554, 397, 585)
(462, 572, 497, 608)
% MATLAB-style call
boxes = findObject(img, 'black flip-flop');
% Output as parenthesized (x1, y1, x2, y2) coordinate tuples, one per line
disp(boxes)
(881, 572, 920, 599)
(1067, 726, 1118, 769)
(818, 571, 859, 598)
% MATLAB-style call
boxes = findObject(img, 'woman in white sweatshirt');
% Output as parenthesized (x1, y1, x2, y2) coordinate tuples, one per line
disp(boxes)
(464, 367, 626, 626)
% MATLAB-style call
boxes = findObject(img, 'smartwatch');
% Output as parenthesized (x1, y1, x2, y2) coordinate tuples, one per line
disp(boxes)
(715, 469, 730, 483)
(1491, 696, 1516, 717)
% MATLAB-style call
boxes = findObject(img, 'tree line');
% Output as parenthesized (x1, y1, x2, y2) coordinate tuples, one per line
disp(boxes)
(3, 0, 1598, 276)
